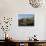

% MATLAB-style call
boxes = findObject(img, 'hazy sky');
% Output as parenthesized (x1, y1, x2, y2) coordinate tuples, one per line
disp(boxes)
(18, 14, 34, 19)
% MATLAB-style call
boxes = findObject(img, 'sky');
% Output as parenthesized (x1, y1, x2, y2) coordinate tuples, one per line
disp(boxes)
(18, 14, 34, 19)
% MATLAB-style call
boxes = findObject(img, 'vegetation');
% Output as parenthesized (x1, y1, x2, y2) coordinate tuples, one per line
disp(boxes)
(18, 18, 34, 26)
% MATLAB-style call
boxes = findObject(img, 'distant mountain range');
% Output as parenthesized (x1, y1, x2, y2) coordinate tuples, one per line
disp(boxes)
(18, 18, 34, 26)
